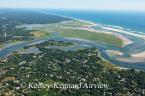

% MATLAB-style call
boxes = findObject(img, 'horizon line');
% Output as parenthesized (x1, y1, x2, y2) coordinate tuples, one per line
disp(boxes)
(0, 7, 145, 12)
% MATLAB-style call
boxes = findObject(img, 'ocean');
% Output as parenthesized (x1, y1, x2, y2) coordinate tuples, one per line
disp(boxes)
(43, 9, 145, 70)
(45, 10, 145, 33)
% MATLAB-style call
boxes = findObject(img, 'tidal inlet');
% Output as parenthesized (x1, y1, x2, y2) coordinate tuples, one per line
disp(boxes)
(0, 0, 145, 96)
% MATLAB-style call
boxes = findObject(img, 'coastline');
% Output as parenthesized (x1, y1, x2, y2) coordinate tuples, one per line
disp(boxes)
(75, 18, 145, 65)
(63, 14, 135, 48)
(1, 11, 145, 70)
(77, 27, 132, 47)
(75, 18, 145, 64)
(41, 10, 135, 48)
(102, 26, 145, 39)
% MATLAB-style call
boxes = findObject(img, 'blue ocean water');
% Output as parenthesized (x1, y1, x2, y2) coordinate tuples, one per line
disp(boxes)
(45, 10, 145, 33)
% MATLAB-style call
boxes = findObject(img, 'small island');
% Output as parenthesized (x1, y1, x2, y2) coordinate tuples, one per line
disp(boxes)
(0, 9, 145, 96)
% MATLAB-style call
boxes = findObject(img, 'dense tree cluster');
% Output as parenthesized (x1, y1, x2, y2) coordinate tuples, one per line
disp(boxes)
(0, 9, 71, 43)
(0, 41, 145, 96)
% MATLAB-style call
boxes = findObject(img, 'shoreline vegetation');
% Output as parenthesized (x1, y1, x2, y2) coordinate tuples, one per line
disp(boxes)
(1, 15, 145, 67)
(52, 14, 134, 47)
(1, 10, 145, 68)
(1, 40, 145, 96)
(1, 10, 145, 96)
(18, 20, 123, 47)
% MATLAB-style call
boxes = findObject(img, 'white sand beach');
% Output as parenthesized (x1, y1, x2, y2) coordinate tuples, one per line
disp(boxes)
(116, 57, 145, 63)
(106, 50, 124, 56)
(102, 26, 145, 39)
(131, 51, 145, 58)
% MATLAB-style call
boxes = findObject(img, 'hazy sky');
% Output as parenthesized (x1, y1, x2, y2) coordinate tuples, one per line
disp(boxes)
(0, 0, 145, 11)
